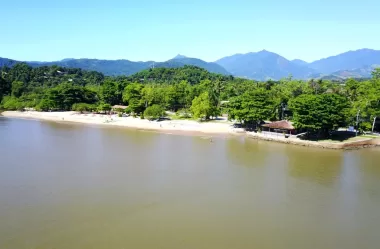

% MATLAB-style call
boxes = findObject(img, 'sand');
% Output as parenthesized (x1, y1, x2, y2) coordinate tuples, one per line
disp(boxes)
(1, 111, 239, 135)
(2, 111, 379, 149)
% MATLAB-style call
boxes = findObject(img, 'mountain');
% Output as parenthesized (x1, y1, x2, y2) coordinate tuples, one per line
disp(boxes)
(0, 56, 230, 76)
(157, 57, 230, 75)
(2, 48, 380, 79)
(0, 57, 19, 68)
(291, 59, 308, 66)
(323, 65, 376, 80)
(32, 59, 154, 76)
(172, 54, 187, 59)
(215, 50, 315, 80)
(309, 49, 380, 74)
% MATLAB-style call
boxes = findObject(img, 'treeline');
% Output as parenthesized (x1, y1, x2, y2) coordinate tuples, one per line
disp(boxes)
(1, 63, 380, 134)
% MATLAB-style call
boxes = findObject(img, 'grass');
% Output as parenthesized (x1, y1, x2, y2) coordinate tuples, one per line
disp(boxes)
(300, 130, 379, 143)
(360, 134, 380, 138)
(318, 135, 378, 143)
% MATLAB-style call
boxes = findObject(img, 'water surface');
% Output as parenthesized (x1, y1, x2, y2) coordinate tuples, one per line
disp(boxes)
(1, 117, 380, 249)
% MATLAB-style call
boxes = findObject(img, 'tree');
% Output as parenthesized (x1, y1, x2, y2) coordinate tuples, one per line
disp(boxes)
(100, 79, 121, 105)
(372, 67, 380, 80)
(36, 98, 56, 111)
(144, 105, 165, 120)
(0, 77, 9, 101)
(141, 84, 166, 108)
(72, 103, 96, 113)
(289, 94, 350, 136)
(123, 83, 145, 114)
(11, 81, 25, 98)
(97, 103, 112, 114)
(1, 96, 25, 110)
(190, 92, 218, 120)
(38, 83, 97, 111)
(348, 80, 380, 131)
(228, 88, 275, 127)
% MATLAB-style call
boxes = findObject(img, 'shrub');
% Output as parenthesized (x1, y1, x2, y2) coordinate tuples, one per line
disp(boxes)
(144, 105, 165, 120)
(72, 103, 96, 113)
(1, 96, 25, 111)
(36, 99, 55, 111)
(97, 103, 112, 113)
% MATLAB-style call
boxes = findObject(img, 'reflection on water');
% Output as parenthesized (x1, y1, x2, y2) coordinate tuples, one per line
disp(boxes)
(1, 117, 380, 249)
(287, 146, 343, 186)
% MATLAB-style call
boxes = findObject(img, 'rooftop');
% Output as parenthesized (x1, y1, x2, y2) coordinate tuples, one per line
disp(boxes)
(261, 120, 295, 130)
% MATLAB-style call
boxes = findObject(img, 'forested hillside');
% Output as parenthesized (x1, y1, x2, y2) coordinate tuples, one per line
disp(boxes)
(1, 63, 380, 135)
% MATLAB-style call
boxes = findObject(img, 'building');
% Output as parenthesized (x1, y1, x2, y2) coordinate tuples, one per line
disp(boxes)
(261, 120, 297, 135)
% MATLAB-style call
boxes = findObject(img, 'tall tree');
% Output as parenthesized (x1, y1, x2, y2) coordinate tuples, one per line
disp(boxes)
(289, 94, 350, 135)
(123, 83, 144, 113)
(190, 92, 218, 120)
(100, 79, 122, 105)
(228, 88, 275, 127)
(11, 81, 25, 98)
(372, 67, 380, 80)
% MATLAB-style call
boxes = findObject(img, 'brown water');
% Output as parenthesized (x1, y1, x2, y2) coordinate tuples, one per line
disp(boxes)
(1, 117, 380, 249)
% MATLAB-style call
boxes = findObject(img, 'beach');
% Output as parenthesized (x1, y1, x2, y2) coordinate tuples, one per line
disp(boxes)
(2, 111, 379, 149)
(1, 111, 238, 135)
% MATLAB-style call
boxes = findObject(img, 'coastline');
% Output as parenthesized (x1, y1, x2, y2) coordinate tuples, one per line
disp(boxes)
(247, 132, 380, 150)
(0, 111, 238, 135)
(2, 111, 379, 150)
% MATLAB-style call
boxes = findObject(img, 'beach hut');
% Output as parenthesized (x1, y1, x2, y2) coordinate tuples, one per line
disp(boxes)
(261, 120, 297, 135)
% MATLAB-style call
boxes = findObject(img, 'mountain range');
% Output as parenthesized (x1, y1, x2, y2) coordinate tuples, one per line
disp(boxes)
(1, 49, 379, 80)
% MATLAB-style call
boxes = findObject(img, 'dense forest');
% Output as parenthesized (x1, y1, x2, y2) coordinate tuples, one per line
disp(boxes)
(1, 63, 380, 135)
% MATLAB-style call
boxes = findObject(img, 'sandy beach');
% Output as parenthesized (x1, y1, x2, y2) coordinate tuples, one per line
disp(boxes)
(1, 111, 238, 135)
(2, 111, 379, 149)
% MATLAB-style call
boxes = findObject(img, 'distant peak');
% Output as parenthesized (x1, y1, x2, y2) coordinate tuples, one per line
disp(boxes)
(60, 58, 75, 62)
(173, 54, 187, 59)
(256, 49, 277, 56)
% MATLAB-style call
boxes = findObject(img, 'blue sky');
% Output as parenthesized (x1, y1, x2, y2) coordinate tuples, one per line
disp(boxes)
(1, 0, 380, 62)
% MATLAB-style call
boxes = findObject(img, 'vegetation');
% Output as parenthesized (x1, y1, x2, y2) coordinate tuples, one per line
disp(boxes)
(1, 62, 380, 138)
(144, 105, 165, 120)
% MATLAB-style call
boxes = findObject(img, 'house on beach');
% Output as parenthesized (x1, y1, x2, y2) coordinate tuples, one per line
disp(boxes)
(261, 120, 298, 136)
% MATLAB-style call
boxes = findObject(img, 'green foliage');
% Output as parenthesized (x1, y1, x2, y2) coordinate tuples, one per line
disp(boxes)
(0, 76, 11, 102)
(100, 79, 123, 105)
(129, 65, 232, 85)
(289, 94, 350, 132)
(72, 103, 97, 113)
(11, 81, 25, 98)
(190, 92, 219, 120)
(1, 96, 25, 111)
(123, 83, 144, 113)
(143, 104, 165, 120)
(36, 98, 56, 111)
(228, 88, 275, 126)
(39, 83, 97, 111)
(2, 62, 379, 134)
(97, 103, 112, 113)
(372, 67, 380, 79)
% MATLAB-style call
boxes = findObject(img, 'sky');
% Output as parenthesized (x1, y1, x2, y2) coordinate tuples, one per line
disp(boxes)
(1, 0, 380, 63)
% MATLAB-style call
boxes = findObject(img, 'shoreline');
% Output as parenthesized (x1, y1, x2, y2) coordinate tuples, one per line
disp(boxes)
(0, 111, 239, 136)
(2, 111, 380, 150)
